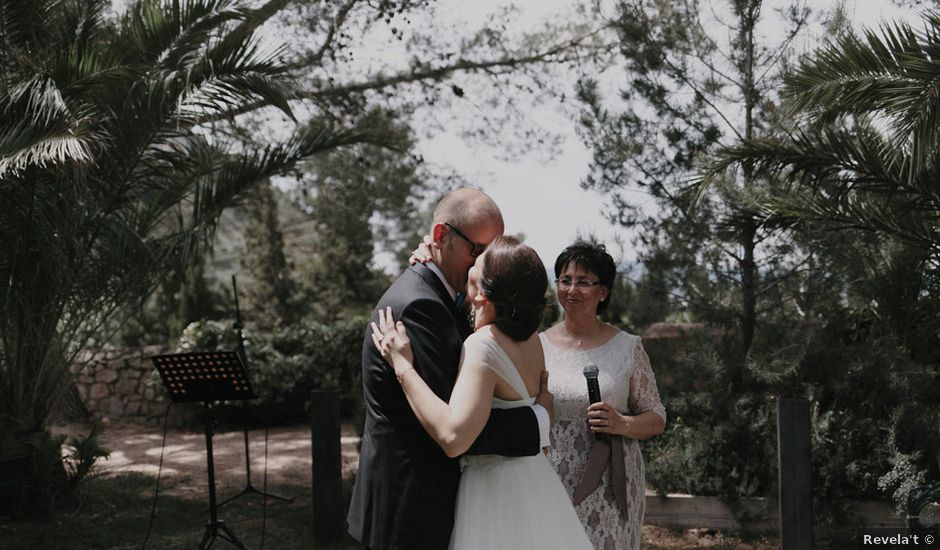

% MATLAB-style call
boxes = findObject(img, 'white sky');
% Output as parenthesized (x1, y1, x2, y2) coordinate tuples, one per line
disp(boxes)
(108, 0, 921, 275)
(373, 0, 921, 273)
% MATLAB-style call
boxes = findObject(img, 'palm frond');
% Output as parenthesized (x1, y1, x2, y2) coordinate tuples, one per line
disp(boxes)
(0, 133, 96, 176)
(785, 12, 940, 178)
(0, 0, 59, 53)
(184, 3, 295, 120)
(702, 117, 940, 256)
(785, 21, 924, 116)
(184, 51, 296, 120)
(0, 76, 105, 175)
(703, 123, 904, 198)
(764, 188, 938, 254)
(0, 0, 411, 436)
(121, 0, 241, 65)
(55, 0, 112, 53)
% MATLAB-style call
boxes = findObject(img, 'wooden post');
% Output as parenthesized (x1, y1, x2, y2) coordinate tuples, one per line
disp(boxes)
(310, 390, 343, 544)
(777, 398, 813, 550)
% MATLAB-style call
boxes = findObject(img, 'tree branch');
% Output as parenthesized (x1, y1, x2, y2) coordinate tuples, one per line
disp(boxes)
(298, 32, 606, 100)
(295, 0, 364, 70)
(196, 29, 611, 124)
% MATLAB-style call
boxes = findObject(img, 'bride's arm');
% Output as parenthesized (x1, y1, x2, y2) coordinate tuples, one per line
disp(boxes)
(400, 352, 497, 457)
(374, 307, 498, 457)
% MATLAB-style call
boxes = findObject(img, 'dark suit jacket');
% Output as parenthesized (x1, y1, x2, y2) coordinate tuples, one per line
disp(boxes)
(347, 264, 541, 550)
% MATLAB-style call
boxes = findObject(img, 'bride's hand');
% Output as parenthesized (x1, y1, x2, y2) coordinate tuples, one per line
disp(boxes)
(371, 306, 414, 372)
(408, 234, 432, 265)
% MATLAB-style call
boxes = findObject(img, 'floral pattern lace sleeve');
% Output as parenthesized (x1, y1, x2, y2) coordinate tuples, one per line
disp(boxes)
(628, 341, 666, 422)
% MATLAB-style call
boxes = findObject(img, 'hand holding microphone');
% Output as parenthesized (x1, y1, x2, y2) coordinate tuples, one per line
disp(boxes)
(583, 364, 607, 441)
(583, 364, 626, 439)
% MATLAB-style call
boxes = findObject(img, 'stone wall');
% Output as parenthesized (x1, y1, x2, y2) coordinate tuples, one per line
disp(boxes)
(67, 323, 706, 424)
(70, 346, 172, 423)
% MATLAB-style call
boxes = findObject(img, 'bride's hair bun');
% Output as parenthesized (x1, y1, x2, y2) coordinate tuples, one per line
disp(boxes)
(480, 236, 547, 341)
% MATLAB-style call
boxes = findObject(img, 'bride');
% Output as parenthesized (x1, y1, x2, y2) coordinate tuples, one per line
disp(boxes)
(372, 236, 593, 550)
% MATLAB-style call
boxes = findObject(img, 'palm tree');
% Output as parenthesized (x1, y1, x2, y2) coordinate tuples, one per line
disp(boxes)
(705, 11, 940, 256)
(0, 0, 402, 512)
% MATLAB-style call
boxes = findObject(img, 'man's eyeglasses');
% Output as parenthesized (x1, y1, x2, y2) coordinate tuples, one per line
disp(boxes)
(555, 278, 603, 290)
(445, 223, 487, 257)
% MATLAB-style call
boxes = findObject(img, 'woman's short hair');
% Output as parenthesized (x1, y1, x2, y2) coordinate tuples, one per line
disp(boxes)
(553, 241, 616, 314)
(480, 236, 547, 341)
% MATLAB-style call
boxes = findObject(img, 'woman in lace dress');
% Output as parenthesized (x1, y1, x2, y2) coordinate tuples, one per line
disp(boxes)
(542, 241, 666, 550)
(373, 236, 592, 550)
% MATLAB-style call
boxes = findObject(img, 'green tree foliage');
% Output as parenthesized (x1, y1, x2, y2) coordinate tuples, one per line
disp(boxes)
(707, 10, 940, 373)
(241, 180, 302, 327)
(577, 0, 939, 518)
(711, 12, 940, 261)
(286, 143, 431, 320)
(176, 316, 367, 428)
(0, 0, 404, 515)
(690, 8, 940, 513)
(578, 0, 828, 384)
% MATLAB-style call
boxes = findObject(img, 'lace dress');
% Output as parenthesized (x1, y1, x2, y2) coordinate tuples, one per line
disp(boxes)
(449, 329, 593, 550)
(541, 331, 666, 550)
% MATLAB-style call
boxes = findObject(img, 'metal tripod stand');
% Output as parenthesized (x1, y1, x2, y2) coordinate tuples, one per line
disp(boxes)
(199, 402, 247, 550)
(219, 275, 292, 507)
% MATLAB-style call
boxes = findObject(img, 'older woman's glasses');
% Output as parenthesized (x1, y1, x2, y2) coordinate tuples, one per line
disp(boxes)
(445, 222, 487, 257)
(555, 278, 603, 290)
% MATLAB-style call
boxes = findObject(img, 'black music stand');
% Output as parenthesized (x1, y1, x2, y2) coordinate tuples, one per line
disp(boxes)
(152, 351, 257, 550)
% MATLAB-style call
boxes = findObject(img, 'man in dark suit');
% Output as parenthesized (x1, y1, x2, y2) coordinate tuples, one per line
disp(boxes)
(348, 188, 550, 550)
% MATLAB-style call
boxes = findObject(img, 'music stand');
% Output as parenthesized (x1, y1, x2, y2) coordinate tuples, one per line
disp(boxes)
(152, 351, 257, 550)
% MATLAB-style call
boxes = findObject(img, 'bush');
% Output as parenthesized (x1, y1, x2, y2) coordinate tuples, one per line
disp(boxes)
(175, 316, 367, 427)
(0, 419, 109, 518)
(644, 334, 777, 502)
(63, 423, 111, 492)
(644, 323, 940, 525)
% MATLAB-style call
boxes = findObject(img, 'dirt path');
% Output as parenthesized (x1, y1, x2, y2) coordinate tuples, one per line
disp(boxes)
(57, 421, 361, 490)
(48, 422, 784, 549)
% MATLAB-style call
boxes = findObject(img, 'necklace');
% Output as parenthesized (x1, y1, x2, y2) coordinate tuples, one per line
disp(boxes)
(562, 322, 599, 375)
(562, 321, 595, 349)
(567, 330, 582, 348)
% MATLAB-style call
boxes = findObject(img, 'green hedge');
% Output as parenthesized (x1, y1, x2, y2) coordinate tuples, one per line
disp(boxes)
(175, 316, 367, 428)
(644, 328, 940, 523)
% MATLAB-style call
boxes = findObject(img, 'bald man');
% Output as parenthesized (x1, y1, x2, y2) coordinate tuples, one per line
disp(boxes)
(348, 189, 550, 550)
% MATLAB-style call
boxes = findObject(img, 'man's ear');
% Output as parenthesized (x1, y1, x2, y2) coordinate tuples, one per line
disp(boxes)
(431, 223, 447, 247)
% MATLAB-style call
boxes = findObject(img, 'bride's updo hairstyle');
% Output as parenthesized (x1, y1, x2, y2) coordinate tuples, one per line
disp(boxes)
(480, 236, 547, 341)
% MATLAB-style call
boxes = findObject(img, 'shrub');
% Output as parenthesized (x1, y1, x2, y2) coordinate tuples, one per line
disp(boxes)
(0, 419, 109, 518)
(644, 324, 940, 525)
(63, 424, 111, 492)
(175, 316, 367, 427)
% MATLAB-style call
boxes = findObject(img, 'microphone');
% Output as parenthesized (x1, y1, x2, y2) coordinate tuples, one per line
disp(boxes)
(583, 364, 606, 441)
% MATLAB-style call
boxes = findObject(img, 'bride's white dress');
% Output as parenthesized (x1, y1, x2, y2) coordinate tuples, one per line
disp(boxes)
(448, 329, 594, 550)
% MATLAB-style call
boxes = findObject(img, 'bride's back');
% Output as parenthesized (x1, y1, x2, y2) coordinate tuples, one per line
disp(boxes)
(468, 235, 548, 401)
(482, 325, 544, 401)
